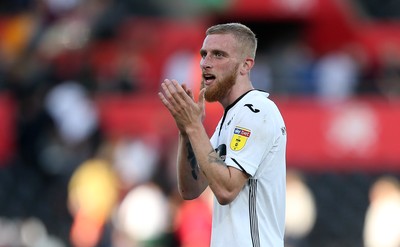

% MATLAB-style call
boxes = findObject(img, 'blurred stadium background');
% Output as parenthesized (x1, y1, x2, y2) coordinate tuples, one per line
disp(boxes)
(0, 0, 400, 246)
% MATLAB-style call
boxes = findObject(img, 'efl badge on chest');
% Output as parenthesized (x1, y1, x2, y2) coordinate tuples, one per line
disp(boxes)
(230, 127, 251, 151)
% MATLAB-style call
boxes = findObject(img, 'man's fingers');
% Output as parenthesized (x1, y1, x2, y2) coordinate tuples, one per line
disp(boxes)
(161, 79, 193, 117)
(164, 79, 194, 104)
(163, 80, 184, 106)
(160, 79, 201, 121)
(170, 80, 194, 103)
(181, 83, 188, 91)
(181, 83, 194, 100)
(187, 89, 194, 100)
(198, 88, 206, 106)
(158, 91, 176, 113)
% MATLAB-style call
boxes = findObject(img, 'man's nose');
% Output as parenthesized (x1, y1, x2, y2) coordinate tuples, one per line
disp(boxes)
(200, 56, 212, 69)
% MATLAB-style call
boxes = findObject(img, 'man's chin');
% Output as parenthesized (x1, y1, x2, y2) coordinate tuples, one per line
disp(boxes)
(205, 97, 217, 103)
(204, 89, 223, 102)
(204, 93, 215, 102)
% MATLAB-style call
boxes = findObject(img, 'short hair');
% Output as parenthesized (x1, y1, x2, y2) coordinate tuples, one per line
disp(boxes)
(206, 23, 257, 59)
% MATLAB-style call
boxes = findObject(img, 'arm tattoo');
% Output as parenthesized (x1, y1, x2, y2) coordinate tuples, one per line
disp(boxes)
(186, 141, 199, 180)
(208, 149, 225, 165)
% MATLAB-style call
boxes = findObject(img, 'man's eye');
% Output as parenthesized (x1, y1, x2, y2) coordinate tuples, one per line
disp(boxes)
(215, 53, 223, 57)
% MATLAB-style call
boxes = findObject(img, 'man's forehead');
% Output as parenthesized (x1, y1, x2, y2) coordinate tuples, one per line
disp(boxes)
(202, 33, 237, 50)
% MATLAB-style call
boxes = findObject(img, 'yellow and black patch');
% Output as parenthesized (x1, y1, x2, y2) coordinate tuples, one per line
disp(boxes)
(230, 127, 251, 151)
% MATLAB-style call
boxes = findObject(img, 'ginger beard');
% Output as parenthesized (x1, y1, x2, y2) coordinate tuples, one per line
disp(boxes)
(202, 63, 239, 102)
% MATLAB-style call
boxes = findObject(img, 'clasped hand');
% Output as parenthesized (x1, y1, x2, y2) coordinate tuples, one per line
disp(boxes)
(158, 79, 206, 134)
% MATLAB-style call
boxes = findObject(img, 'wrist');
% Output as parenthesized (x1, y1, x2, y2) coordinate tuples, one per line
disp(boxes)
(185, 122, 203, 136)
(179, 131, 188, 138)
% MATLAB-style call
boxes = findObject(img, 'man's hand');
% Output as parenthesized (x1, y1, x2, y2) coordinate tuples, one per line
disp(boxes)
(158, 79, 205, 134)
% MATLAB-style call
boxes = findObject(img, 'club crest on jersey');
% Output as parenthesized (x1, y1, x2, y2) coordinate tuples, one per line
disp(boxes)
(230, 127, 251, 151)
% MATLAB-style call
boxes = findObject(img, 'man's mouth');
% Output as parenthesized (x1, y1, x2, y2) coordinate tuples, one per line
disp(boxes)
(203, 74, 216, 85)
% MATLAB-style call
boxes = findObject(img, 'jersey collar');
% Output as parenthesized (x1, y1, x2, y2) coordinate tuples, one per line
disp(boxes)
(224, 89, 255, 113)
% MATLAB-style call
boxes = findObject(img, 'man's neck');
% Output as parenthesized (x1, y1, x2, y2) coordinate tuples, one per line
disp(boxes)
(220, 81, 254, 109)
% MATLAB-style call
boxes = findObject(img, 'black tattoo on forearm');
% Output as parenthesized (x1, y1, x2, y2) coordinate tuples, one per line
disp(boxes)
(186, 141, 199, 180)
(208, 149, 225, 165)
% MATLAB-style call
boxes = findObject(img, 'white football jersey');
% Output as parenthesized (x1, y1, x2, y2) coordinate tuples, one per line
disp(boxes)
(209, 90, 287, 247)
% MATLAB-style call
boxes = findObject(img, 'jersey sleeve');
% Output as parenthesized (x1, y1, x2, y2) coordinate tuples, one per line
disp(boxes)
(224, 102, 278, 177)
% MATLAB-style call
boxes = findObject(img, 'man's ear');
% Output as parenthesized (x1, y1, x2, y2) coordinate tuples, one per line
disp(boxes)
(240, 58, 255, 75)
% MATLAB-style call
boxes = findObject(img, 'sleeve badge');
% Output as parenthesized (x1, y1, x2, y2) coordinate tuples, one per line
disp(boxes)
(230, 127, 251, 151)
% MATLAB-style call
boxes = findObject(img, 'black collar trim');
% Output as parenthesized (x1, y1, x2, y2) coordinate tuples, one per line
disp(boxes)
(218, 90, 255, 136)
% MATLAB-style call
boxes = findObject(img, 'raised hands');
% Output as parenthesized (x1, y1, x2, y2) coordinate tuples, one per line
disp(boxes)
(158, 79, 206, 135)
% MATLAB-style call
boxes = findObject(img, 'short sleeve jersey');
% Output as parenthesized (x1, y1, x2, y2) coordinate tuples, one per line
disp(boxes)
(209, 90, 287, 247)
